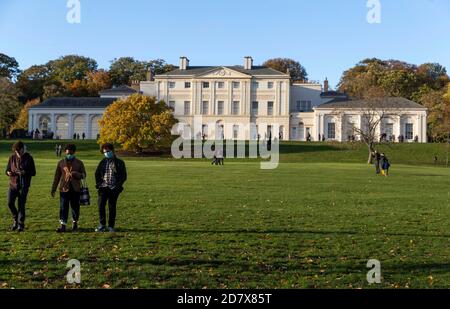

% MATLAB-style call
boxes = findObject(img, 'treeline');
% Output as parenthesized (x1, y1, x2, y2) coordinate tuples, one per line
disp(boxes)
(0, 53, 449, 141)
(338, 58, 450, 141)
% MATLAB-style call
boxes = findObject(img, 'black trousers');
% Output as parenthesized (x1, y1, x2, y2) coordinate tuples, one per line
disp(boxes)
(60, 191, 81, 225)
(98, 188, 121, 228)
(7, 187, 29, 227)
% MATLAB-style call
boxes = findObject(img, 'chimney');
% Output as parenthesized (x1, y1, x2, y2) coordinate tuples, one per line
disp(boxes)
(180, 56, 189, 70)
(244, 56, 253, 70)
(324, 78, 329, 92)
(146, 69, 154, 81)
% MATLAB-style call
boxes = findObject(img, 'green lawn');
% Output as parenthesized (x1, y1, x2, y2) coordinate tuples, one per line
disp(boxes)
(0, 140, 448, 289)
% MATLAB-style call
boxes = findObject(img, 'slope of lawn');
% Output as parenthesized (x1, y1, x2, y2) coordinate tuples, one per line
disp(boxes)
(0, 140, 448, 289)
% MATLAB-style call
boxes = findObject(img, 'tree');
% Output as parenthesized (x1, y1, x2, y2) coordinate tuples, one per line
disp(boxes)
(0, 78, 22, 135)
(338, 86, 394, 163)
(9, 98, 41, 132)
(16, 65, 51, 102)
(338, 58, 450, 100)
(47, 55, 98, 83)
(68, 70, 111, 97)
(262, 58, 308, 81)
(0, 53, 20, 80)
(109, 57, 174, 86)
(98, 94, 178, 152)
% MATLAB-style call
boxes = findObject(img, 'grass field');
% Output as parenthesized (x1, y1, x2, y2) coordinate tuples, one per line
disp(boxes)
(0, 140, 448, 289)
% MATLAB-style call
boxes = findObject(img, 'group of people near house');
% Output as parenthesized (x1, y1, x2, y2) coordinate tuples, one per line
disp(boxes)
(5, 141, 127, 233)
(372, 150, 391, 177)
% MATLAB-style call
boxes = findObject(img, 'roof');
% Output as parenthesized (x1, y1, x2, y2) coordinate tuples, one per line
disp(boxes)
(99, 85, 138, 96)
(156, 66, 288, 77)
(30, 97, 116, 109)
(315, 97, 427, 110)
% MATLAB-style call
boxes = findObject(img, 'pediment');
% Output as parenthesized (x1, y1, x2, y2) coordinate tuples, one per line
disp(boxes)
(196, 67, 251, 79)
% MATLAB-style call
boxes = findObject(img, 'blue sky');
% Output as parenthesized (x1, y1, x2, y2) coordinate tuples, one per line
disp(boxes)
(1, 0, 449, 88)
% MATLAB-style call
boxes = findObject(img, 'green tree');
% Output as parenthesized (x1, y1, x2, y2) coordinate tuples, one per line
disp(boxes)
(338, 58, 449, 100)
(0, 78, 22, 135)
(109, 57, 174, 86)
(263, 58, 308, 81)
(47, 55, 98, 83)
(0, 53, 20, 80)
(16, 65, 51, 102)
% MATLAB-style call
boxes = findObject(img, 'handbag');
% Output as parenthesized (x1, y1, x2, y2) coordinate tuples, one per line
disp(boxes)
(80, 178, 91, 206)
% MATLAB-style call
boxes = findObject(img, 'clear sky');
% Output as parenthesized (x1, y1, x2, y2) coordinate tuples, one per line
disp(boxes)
(1, 0, 449, 88)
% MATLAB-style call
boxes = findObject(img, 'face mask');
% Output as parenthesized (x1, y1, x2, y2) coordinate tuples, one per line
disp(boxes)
(66, 154, 75, 161)
(104, 151, 114, 159)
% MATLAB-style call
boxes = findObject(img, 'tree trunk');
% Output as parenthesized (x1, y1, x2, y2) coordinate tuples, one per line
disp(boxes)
(367, 143, 374, 164)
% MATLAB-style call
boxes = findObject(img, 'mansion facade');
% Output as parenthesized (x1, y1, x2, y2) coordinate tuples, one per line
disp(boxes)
(28, 56, 428, 142)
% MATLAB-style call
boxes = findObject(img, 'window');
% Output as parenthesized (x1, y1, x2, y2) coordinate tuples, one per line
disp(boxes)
(202, 101, 209, 115)
(297, 100, 312, 112)
(406, 123, 414, 140)
(268, 82, 274, 89)
(327, 123, 336, 139)
(184, 101, 190, 115)
(217, 101, 224, 115)
(169, 82, 176, 89)
(233, 125, 239, 139)
(217, 82, 225, 89)
(252, 101, 259, 115)
(233, 81, 240, 89)
(184, 82, 191, 89)
(232, 101, 240, 115)
(202, 125, 208, 138)
(202, 82, 209, 88)
(169, 101, 175, 110)
(252, 82, 259, 89)
(306, 101, 312, 112)
(267, 102, 274, 116)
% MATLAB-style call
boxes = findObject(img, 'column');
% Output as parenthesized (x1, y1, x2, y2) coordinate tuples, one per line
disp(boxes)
(211, 81, 215, 116)
(33, 114, 39, 132)
(28, 112, 33, 132)
(68, 114, 73, 139)
(422, 114, 427, 143)
(228, 81, 232, 115)
(315, 113, 320, 141)
(51, 113, 56, 134)
(275, 81, 281, 116)
(397, 115, 402, 141)
(85, 114, 90, 139)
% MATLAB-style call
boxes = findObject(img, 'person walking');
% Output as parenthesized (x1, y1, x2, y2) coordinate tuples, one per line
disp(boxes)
(95, 143, 127, 232)
(51, 144, 86, 233)
(5, 141, 36, 232)
(381, 153, 391, 177)
(214, 146, 224, 165)
(373, 150, 381, 175)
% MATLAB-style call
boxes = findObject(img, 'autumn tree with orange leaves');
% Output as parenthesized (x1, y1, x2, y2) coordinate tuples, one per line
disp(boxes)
(98, 94, 178, 152)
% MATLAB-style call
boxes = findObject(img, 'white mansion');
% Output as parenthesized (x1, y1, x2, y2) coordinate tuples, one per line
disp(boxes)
(29, 56, 428, 142)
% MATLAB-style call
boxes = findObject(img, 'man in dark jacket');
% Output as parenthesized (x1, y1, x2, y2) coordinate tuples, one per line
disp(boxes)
(5, 141, 36, 232)
(51, 144, 86, 233)
(95, 143, 127, 232)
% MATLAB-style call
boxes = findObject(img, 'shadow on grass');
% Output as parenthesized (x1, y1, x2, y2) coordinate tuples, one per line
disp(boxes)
(30, 228, 450, 239)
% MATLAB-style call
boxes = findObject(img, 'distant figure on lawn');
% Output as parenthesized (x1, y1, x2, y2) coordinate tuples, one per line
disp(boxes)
(212, 146, 224, 166)
(6, 141, 36, 232)
(372, 150, 381, 175)
(95, 143, 127, 233)
(51, 144, 86, 233)
(380, 153, 391, 177)
(55, 144, 62, 157)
